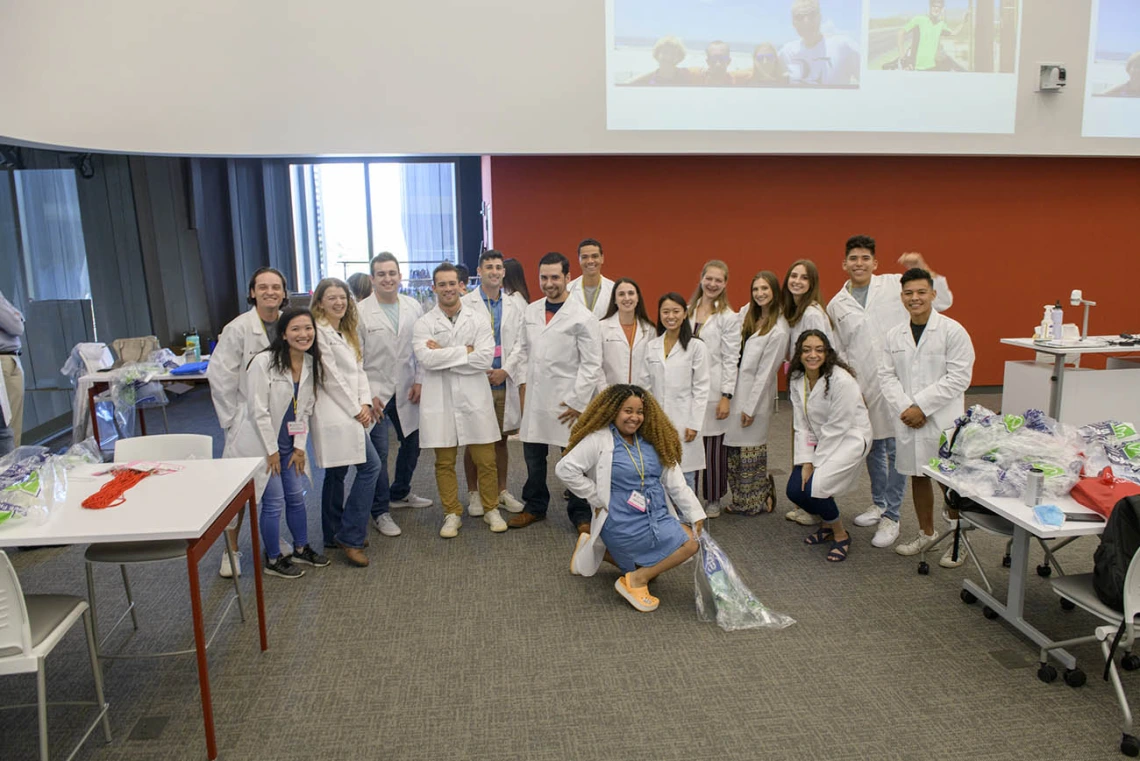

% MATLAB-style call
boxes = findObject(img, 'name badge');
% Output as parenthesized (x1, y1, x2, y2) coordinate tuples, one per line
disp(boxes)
(805, 432, 818, 447)
(493, 345, 502, 358)
(627, 490, 648, 512)
(782, 360, 791, 375)
(287, 421, 308, 436)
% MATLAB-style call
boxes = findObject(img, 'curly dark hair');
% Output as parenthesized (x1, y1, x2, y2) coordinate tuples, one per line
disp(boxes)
(565, 384, 682, 468)
(787, 329, 854, 395)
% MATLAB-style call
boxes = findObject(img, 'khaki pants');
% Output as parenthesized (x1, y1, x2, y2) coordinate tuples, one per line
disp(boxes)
(1, 355, 24, 446)
(435, 443, 497, 517)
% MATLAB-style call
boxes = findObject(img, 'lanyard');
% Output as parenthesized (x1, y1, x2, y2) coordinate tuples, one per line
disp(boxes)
(480, 291, 500, 334)
(292, 393, 298, 418)
(618, 433, 646, 489)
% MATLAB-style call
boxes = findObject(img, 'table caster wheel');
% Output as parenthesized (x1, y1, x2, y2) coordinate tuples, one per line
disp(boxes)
(1037, 663, 1058, 683)
(1060, 598, 1076, 611)
(982, 606, 998, 620)
(960, 589, 977, 605)
(1122, 653, 1140, 671)
(1122, 733, 1140, 757)
(1037, 564, 1052, 578)
(1063, 668, 1086, 687)
(1002, 555, 1012, 568)
(917, 561, 929, 575)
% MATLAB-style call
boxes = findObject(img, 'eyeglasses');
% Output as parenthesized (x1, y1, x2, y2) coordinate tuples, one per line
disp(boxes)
(707, 54, 730, 65)
(755, 53, 777, 62)
(793, 11, 819, 21)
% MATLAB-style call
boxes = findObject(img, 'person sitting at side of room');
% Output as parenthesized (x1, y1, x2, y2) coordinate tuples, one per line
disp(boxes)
(556, 384, 706, 613)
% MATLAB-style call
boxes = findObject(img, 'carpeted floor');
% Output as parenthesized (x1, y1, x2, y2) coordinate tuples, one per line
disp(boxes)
(1, 387, 1133, 760)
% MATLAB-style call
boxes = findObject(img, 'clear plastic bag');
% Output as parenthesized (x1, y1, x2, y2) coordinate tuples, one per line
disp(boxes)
(108, 363, 170, 438)
(694, 532, 795, 632)
(0, 440, 103, 527)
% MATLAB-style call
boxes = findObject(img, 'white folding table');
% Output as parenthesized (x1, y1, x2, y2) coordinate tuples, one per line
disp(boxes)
(923, 465, 1105, 669)
(0, 457, 266, 760)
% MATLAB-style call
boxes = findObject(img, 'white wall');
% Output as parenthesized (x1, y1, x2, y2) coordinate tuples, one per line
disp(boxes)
(0, 0, 1135, 157)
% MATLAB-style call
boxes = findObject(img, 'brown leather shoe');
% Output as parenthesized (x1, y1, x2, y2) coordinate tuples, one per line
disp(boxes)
(577, 523, 590, 535)
(507, 512, 545, 529)
(337, 543, 370, 567)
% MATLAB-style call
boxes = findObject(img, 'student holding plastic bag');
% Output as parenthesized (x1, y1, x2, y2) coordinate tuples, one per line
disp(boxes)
(223, 308, 329, 579)
(555, 384, 706, 613)
(786, 330, 872, 563)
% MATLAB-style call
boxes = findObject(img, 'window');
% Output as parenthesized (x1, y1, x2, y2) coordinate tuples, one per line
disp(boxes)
(290, 161, 458, 291)
(12, 169, 92, 300)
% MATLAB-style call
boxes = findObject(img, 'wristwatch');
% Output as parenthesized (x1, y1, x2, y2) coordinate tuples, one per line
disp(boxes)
(721, 393, 733, 400)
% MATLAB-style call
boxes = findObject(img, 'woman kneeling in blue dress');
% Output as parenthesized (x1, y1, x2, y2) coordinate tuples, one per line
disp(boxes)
(557, 384, 707, 612)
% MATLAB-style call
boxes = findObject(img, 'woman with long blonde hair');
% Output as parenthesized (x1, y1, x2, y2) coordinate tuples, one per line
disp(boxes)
(310, 278, 380, 567)
(686, 259, 740, 518)
(723, 271, 787, 515)
(557, 385, 706, 613)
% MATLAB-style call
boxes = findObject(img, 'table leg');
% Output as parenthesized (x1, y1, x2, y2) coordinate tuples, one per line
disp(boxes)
(961, 526, 1078, 669)
(185, 549, 217, 760)
(247, 489, 268, 651)
(88, 384, 102, 450)
(1048, 354, 1065, 420)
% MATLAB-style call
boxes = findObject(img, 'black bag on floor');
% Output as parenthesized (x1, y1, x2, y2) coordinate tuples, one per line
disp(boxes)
(1093, 495, 1140, 612)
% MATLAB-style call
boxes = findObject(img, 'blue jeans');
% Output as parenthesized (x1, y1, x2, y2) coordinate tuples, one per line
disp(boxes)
(384, 396, 420, 501)
(684, 471, 697, 491)
(785, 466, 839, 523)
(867, 438, 906, 522)
(260, 448, 309, 560)
(369, 416, 391, 518)
(322, 433, 382, 550)
(521, 442, 591, 527)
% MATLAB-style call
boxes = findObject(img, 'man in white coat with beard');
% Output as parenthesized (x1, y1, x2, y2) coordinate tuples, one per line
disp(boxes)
(827, 237, 952, 549)
(207, 266, 290, 577)
(878, 268, 974, 566)
(413, 263, 508, 538)
(509, 252, 603, 532)
(459, 250, 526, 514)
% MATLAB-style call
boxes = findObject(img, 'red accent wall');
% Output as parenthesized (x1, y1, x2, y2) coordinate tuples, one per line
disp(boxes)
(487, 155, 1140, 386)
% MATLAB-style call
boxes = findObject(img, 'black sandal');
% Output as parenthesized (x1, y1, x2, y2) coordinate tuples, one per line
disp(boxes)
(826, 536, 852, 562)
(804, 527, 834, 545)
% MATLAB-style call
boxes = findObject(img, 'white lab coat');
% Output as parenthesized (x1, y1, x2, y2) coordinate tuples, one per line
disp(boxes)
(555, 427, 706, 576)
(517, 297, 603, 448)
(412, 304, 500, 448)
(461, 287, 526, 432)
(638, 335, 711, 472)
(207, 308, 272, 441)
(791, 368, 872, 499)
(565, 275, 615, 321)
(357, 293, 423, 434)
(311, 321, 371, 469)
(723, 316, 789, 447)
(785, 303, 834, 361)
(878, 311, 975, 476)
(688, 308, 740, 436)
(828, 273, 953, 439)
(222, 352, 315, 499)
(598, 314, 655, 387)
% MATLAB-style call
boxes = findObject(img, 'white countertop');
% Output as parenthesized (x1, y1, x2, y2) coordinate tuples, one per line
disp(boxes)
(0, 458, 262, 547)
(1001, 337, 1140, 356)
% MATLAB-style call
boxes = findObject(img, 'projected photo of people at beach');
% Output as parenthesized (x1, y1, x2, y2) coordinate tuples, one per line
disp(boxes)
(613, 0, 863, 88)
(1088, 0, 1140, 97)
(868, 0, 1019, 73)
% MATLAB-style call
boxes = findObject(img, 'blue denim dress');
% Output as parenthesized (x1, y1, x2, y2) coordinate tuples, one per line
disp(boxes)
(600, 426, 690, 573)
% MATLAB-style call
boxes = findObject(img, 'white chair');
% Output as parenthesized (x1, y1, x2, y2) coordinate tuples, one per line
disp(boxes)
(0, 550, 112, 761)
(84, 434, 245, 660)
(1038, 547, 1140, 757)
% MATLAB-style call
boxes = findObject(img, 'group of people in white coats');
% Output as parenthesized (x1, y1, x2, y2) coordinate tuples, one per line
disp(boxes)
(202, 233, 976, 600)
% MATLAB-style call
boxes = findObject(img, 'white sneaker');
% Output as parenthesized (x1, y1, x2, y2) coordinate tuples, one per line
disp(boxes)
(705, 500, 722, 518)
(784, 507, 820, 526)
(940, 541, 968, 568)
(895, 531, 937, 557)
(391, 494, 433, 509)
(467, 491, 484, 517)
(499, 490, 525, 513)
(853, 506, 884, 528)
(373, 513, 402, 537)
(483, 508, 508, 533)
(440, 514, 462, 538)
(871, 517, 900, 548)
(219, 550, 243, 579)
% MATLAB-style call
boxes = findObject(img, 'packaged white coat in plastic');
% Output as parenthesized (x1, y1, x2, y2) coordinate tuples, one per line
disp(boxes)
(694, 532, 794, 632)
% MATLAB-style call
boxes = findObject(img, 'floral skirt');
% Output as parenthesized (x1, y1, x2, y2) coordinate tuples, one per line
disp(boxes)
(726, 445, 773, 516)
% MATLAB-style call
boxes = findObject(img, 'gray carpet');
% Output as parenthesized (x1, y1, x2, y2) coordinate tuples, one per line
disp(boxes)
(0, 387, 1133, 760)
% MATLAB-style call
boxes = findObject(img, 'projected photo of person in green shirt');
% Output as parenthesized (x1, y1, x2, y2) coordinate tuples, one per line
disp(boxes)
(869, 0, 1019, 73)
